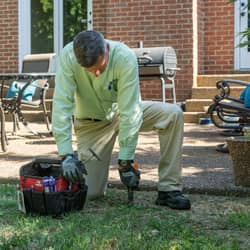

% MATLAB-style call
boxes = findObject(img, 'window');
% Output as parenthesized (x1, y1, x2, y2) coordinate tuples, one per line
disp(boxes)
(19, 0, 92, 70)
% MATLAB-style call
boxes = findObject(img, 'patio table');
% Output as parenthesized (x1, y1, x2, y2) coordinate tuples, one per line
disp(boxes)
(0, 73, 55, 152)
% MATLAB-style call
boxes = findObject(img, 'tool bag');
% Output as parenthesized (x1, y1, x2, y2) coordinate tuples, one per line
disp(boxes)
(17, 157, 88, 216)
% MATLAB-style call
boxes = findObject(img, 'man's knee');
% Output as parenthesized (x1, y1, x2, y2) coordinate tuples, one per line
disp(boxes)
(161, 103, 183, 122)
(85, 167, 108, 200)
(172, 104, 184, 122)
(87, 190, 105, 200)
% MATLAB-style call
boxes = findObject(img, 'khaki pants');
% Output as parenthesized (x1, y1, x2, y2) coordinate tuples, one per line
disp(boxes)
(74, 101, 183, 199)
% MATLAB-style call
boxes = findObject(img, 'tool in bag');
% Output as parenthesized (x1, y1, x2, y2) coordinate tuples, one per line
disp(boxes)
(17, 157, 88, 217)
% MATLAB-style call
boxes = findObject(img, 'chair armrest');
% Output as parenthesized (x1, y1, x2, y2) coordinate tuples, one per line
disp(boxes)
(41, 81, 50, 90)
(221, 79, 250, 87)
(215, 79, 250, 100)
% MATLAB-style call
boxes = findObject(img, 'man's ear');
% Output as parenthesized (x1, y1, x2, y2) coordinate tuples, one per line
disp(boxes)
(106, 43, 110, 52)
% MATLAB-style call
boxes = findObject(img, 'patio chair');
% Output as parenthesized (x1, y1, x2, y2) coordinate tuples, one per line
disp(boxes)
(22, 53, 56, 73)
(0, 53, 56, 135)
(208, 79, 250, 134)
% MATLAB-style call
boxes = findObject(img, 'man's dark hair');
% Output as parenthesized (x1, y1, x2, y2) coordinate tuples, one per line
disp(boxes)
(73, 30, 106, 67)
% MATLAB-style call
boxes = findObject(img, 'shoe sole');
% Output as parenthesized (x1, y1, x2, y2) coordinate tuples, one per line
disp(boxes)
(215, 143, 229, 153)
(155, 199, 191, 210)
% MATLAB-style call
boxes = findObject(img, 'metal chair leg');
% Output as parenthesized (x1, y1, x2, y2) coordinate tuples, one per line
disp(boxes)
(12, 113, 18, 135)
(42, 101, 51, 131)
(0, 104, 7, 152)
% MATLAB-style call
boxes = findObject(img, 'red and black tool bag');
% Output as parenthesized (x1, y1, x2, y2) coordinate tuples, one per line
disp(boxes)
(18, 157, 88, 216)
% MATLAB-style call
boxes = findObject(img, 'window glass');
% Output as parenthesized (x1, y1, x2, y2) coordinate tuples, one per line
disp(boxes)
(63, 0, 88, 46)
(30, 0, 87, 53)
(31, 0, 53, 53)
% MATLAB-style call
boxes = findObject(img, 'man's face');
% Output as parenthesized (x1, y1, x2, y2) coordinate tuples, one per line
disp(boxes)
(84, 45, 109, 77)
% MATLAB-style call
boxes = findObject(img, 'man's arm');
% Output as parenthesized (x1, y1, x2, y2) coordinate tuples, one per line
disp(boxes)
(52, 47, 76, 156)
(116, 50, 143, 160)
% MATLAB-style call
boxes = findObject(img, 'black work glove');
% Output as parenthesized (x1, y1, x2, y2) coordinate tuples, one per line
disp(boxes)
(118, 160, 140, 189)
(62, 154, 87, 184)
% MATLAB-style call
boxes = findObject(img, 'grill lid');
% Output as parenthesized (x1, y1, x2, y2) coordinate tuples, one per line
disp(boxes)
(133, 47, 178, 77)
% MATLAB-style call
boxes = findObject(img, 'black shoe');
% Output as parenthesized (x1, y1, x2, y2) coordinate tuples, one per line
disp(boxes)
(155, 191, 191, 210)
(216, 143, 229, 153)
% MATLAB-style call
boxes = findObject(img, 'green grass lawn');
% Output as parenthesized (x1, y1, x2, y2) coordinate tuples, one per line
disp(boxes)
(0, 184, 249, 250)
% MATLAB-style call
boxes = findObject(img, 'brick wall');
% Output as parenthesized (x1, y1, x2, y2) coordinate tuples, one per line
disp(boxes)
(202, 0, 234, 74)
(94, 0, 194, 101)
(0, 0, 238, 101)
(0, 0, 18, 73)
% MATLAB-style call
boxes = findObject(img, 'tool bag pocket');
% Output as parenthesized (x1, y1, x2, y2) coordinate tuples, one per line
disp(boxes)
(63, 187, 88, 212)
(44, 191, 64, 215)
(18, 157, 88, 217)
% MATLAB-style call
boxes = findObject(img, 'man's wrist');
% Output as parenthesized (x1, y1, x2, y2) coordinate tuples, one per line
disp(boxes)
(61, 154, 74, 161)
(118, 159, 133, 171)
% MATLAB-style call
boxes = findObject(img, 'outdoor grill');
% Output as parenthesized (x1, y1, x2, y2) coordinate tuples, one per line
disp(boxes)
(133, 46, 179, 103)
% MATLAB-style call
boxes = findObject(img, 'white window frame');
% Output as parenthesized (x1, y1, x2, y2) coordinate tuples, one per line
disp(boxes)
(235, 0, 241, 70)
(18, 0, 93, 72)
(234, 0, 250, 71)
(18, 0, 31, 72)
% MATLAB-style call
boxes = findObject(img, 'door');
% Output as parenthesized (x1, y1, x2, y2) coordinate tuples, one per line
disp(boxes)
(18, 0, 92, 71)
(235, 0, 250, 70)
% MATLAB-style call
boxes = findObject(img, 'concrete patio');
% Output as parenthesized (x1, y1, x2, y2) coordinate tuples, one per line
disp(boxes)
(0, 121, 249, 196)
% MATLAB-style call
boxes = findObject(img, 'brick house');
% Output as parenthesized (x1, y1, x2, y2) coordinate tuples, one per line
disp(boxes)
(0, 0, 249, 104)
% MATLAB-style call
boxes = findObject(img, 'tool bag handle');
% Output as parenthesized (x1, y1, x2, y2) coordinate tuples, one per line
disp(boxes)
(30, 157, 62, 171)
(32, 157, 61, 165)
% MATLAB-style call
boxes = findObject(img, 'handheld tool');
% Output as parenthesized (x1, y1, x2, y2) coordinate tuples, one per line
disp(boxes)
(127, 162, 139, 204)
